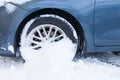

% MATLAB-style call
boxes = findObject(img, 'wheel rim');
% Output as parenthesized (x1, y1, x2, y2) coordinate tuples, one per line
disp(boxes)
(27, 24, 66, 50)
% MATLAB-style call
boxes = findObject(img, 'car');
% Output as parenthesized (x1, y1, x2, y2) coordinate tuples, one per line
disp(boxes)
(0, 0, 120, 59)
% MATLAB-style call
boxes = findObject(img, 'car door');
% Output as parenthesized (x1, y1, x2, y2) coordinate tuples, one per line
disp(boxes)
(94, 0, 120, 46)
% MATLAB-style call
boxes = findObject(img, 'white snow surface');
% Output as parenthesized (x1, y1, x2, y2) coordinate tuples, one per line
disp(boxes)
(8, 45, 14, 53)
(0, 37, 120, 80)
(0, 0, 31, 13)
(0, 0, 5, 7)
(5, 3, 16, 13)
(0, 0, 31, 6)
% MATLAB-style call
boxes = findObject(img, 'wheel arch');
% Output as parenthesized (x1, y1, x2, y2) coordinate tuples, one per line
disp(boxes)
(14, 8, 85, 56)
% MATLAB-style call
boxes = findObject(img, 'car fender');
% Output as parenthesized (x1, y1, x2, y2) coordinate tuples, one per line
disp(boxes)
(7, 0, 95, 53)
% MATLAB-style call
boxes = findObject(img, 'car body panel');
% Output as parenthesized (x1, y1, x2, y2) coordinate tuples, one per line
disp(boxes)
(0, 0, 120, 56)
(0, 3, 28, 56)
(95, 0, 120, 46)
(14, 0, 95, 52)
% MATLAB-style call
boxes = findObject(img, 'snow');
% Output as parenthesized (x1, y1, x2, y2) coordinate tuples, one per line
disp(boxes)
(8, 45, 14, 53)
(5, 3, 16, 13)
(5, 0, 32, 5)
(0, 49, 120, 80)
(20, 19, 35, 51)
(0, 0, 5, 7)
(0, 0, 31, 6)
(0, 0, 32, 13)
(0, 37, 120, 80)
(0, 47, 6, 50)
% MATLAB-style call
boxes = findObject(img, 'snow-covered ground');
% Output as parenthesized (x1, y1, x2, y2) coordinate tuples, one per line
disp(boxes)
(0, 37, 120, 80)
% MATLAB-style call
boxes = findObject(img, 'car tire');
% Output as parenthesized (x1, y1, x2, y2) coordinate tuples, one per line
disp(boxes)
(20, 14, 79, 60)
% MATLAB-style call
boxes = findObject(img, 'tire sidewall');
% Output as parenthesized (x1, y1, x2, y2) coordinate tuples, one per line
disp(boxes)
(27, 15, 77, 44)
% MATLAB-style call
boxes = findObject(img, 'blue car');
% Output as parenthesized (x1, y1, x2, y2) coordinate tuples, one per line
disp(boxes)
(0, 0, 120, 58)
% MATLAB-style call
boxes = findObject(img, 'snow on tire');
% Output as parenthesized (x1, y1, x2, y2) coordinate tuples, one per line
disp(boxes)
(20, 14, 78, 61)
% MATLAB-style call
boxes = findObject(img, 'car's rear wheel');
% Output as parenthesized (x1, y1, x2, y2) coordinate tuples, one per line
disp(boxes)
(20, 14, 79, 60)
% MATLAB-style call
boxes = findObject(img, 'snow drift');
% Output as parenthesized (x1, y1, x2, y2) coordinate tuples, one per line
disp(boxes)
(0, 37, 120, 80)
